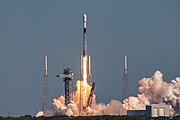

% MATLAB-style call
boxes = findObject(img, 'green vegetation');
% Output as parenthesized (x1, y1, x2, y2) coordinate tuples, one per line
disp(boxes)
(0, 115, 179, 120)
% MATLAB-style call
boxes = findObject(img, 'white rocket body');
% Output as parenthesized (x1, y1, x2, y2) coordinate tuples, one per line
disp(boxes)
(81, 14, 91, 81)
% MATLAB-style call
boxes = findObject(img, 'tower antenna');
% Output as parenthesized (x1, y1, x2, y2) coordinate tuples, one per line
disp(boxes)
(123, 54, 129, 100)
(43, 55, 50, 111)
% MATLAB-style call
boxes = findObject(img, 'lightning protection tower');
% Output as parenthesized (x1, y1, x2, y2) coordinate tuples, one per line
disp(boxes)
(43, 55, 50, 110)
(57, 68, 73, 105)
(123, 54, 129, 100)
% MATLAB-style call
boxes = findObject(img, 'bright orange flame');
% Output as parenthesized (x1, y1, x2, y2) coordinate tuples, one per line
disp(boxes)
(73, 80, 91, 109)
(56, 55, 91, 115)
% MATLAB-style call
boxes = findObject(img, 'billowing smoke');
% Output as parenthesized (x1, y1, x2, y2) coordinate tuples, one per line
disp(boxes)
(123, 71, 180, 115)
(36, 80, 126, 117)
(36, 70, 180, 117)
(50, 94, 126, 116)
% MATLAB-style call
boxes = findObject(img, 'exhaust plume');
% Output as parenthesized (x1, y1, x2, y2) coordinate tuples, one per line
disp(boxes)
(123, 70, 180, 115)
(36, 70, 180, 117)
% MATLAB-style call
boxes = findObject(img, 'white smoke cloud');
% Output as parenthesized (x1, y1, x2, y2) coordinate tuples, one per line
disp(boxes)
(36, 70, 180, 117)
(123, 70, 180, 115)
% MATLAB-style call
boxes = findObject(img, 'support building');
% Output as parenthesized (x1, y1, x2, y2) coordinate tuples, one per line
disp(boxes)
(127, 103, 171, 117)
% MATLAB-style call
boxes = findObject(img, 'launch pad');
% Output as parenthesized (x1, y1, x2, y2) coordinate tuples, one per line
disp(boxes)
(36, 13, 177, 118)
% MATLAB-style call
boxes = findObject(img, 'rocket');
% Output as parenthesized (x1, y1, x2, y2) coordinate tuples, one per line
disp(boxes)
(80, 14, 92, 111)
(81, 14, 91, 82)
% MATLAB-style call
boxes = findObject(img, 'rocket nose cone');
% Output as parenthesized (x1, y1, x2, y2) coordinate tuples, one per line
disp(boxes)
(83, 14, 87, 22)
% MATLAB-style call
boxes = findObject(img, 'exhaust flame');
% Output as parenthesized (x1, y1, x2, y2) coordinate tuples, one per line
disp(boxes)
(36, 70, 180, 117)
(82, 55, 88, 107)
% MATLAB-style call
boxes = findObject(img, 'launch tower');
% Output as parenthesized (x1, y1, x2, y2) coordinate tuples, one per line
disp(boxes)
(87, 81, 96, 108)
(57, 68, 73, 105)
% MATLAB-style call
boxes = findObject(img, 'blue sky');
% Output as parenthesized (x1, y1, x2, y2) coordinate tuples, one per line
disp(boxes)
(0, 0, 180, 116)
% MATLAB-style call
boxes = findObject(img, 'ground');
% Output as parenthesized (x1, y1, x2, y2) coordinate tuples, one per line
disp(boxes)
(0, 115, 179, 120)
